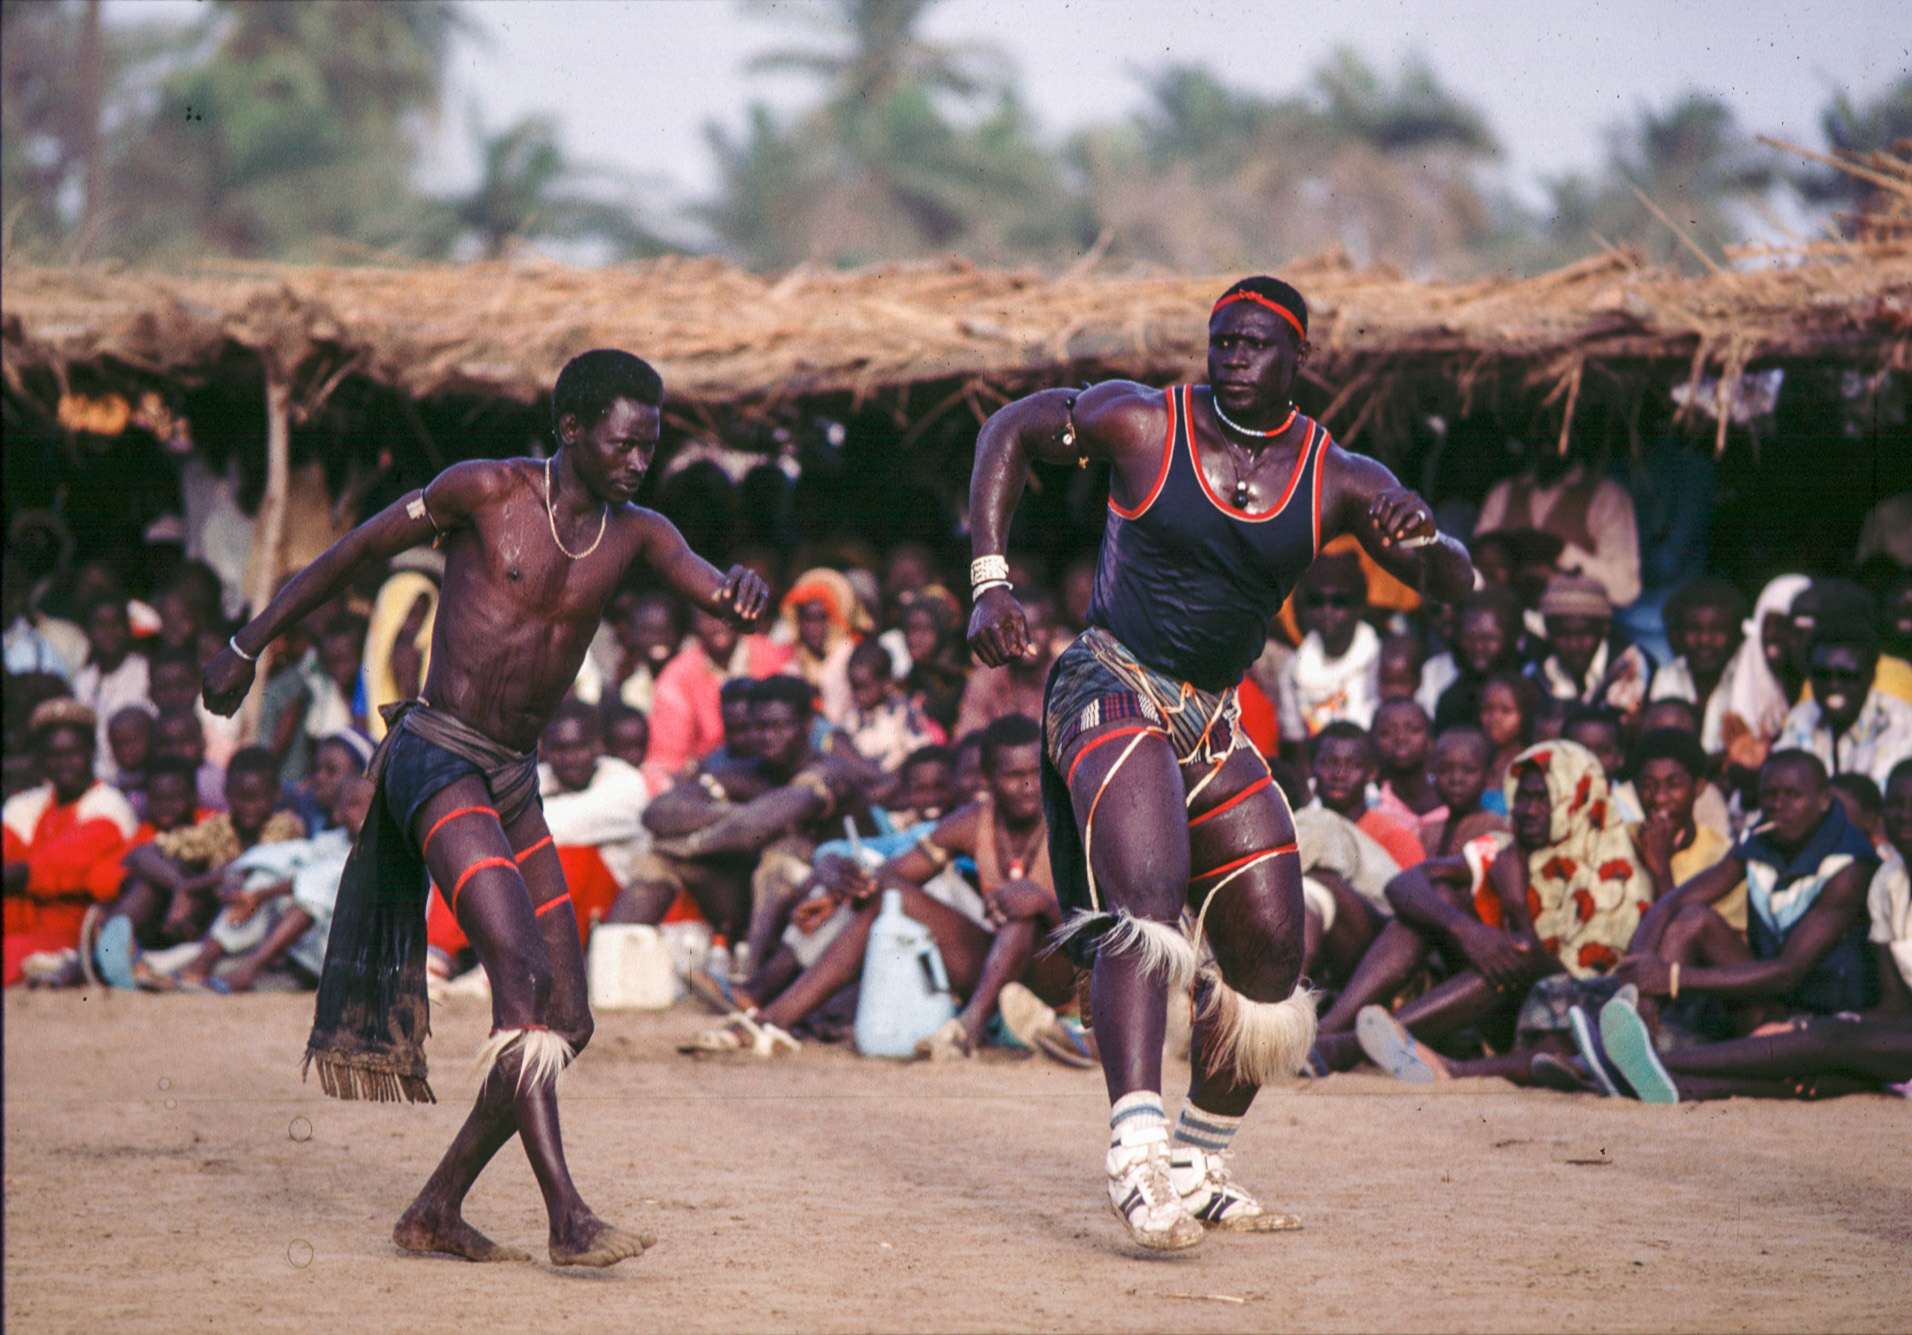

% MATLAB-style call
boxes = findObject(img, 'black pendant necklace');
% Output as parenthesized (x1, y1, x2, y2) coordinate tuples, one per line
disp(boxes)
(1212, 399, 1297, 508)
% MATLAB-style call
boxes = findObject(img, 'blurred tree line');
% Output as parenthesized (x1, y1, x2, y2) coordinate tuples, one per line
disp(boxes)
(4, 0, 1907, 274)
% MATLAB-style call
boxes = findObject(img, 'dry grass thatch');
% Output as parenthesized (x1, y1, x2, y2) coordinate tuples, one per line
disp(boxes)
(4, 151, 1906, 453)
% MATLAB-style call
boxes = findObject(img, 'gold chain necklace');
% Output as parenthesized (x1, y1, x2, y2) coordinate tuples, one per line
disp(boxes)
(544, 455, 608, 560)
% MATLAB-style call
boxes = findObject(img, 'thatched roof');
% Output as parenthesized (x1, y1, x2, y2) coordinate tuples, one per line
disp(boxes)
(5, 151, 1906, 452)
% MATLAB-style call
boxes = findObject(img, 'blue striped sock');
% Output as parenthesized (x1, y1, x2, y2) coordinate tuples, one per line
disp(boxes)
(1171, 1104, 1242, 1154)
(1109, 1091, 1167, 1143)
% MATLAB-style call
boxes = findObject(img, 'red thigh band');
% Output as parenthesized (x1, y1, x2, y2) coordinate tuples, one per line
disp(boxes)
(515, 834, 554, 864)
(1187, 775, 1273, 829)
(533, 891, 573, 918)
(1192, 842, 1299, 881)
(449, 856, 516, 912)
(1067, 725, 1161, 786)
(424, 805, 497, 857)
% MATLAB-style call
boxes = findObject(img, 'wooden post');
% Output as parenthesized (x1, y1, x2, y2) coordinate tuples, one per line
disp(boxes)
(237, 367, 291, 744)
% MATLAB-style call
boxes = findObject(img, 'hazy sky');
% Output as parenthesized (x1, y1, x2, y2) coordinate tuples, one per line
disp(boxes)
(423, 1, 1901, 202)
(113, 0, 1906, 223)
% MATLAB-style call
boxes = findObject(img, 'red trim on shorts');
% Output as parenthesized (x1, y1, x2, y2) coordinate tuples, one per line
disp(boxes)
(1192, 842, 1299, 880)
(1186, 775, 1273, 829)
(1192, 399, 1311, 524)
(1108, 387, 1177, 520)
(424, 805, 497, 857)
(534, 891, 573, 918)
(449, 856, 515, 912)
(1066, 726, 1159, 787)
(514, 834, 554, 864)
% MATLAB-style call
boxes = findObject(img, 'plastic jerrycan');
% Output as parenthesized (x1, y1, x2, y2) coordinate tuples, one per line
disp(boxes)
(854, 889, 958, 1057)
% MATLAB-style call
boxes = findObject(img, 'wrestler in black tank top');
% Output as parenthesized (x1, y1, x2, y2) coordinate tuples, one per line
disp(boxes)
(1087, 385, 1328, 694)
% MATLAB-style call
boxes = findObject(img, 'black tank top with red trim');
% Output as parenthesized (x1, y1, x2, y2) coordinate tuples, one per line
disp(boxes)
(1086, 385, 1328, 693)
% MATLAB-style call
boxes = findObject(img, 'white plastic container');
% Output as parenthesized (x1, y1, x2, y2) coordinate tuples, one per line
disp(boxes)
(587, 924, 679, 1011)
(854, 890, 957, 1057)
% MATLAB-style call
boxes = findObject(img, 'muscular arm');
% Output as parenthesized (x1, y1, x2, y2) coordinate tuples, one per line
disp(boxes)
(1321, 447, 1476, 605)
(1630, 855, 1745, 954)
(635, 511, 770, 628)
(967, 382, 1161, 666)
(658, 782, 828, 859)
(1675, 862, 1873, 1001)
(203, 463, 498, 716)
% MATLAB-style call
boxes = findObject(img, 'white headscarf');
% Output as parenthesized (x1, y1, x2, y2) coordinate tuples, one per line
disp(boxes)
(1719, 573, 1812, 746)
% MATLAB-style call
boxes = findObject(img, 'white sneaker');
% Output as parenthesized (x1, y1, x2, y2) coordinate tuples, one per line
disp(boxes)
(1106, 1126, 1204, 1251)
(1169, 1146, 1302, 1232)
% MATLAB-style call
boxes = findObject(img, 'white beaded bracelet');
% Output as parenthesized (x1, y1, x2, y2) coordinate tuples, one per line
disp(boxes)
(1397, 531, 1440, 549)
(972, 579, 1013, 598)
(228, 634, 259, 663)
(970, 554, 1009, 588)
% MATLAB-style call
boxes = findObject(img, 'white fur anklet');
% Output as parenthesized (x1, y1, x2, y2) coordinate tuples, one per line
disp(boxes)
(1196, 973, 1318, 1086)
(1055, 909, 1198, 994)
(473, 1026, 576, 1095)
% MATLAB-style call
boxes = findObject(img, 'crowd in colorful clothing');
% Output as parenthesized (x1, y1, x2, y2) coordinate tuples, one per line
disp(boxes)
(5, 471, 1909, 1101)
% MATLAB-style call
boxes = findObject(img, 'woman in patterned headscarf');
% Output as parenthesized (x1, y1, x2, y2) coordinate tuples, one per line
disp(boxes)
(778, 568, 872, 724)
(1336, 738, 1655, 1085)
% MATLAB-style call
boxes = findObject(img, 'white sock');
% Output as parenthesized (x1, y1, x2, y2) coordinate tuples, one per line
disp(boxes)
(1171, 1103, 1242, 1155)
(1109, 1090, 1167, 1144)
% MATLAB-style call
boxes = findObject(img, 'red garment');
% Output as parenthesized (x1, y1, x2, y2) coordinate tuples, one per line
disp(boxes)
(426, 849, 704, 959)
(1356, 807, 1426, 870)
(645, 636, 793, 788)
(3, 782, 138, 983)
(1236, 675, 1280, 756)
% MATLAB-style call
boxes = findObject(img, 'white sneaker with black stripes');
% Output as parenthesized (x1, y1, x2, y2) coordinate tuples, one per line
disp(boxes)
(1168, 1146, 1303, 1232)
(1106, 1126, 1204, 1251)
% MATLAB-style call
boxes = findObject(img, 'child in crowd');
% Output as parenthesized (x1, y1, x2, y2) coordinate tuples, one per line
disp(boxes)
(840, 639, 942, 772)
(1629, 727, 1743, 931)
(93, 745, 305, 987)
(1372, 698, 1443, 852)
(602, 702, 652, 775)
(1422, 725, 1509, 857)
(105, 705, 156, 818)
(152, 706, 225, 811)
(162, 776, 375, 993)
(1477, 670, 1540, 813)
(71, 596, 149, 777)
(1309, 722, 1425, 869)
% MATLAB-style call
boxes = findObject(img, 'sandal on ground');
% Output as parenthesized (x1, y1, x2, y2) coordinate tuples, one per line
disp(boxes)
(1598, 995, 1679, 1105)
(1355, 1005, 1449, 1082)
(93, 914, 140, 991)
(686, 964, 754, 1015)
(1032, 1018, 1099, 1069)
(915, 1017, 973, 1061)
(679, 1011, 799, 1057)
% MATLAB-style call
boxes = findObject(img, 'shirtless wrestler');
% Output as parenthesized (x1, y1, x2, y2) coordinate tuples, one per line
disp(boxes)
(203, 350, 769, 1267)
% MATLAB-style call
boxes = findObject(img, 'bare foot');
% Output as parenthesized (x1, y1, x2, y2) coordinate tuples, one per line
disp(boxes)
(549, 1212, 655, 1268)
(394, 1204, 531, 1262)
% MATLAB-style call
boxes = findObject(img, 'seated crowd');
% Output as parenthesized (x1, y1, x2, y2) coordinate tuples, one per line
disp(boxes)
(5, 518, 1910, 1100)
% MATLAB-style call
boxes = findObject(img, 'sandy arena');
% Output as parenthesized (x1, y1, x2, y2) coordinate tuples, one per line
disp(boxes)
(4, 986, 1908, 1334)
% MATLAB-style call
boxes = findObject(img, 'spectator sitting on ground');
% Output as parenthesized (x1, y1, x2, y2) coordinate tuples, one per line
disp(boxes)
(4, 559, 73, 680)
(781, 568, 867, 724)
(1313, 739, 1652, 1085)
(1309, 721, 1425, 869)
(105, 705, 156, 819)
(92, 745, 304, 988)
(1830, 773, 1885, 853)
(1632, 696, 1731, 840)
(152, 705, 224, 812)
(840, 639, 942, 773)
(1630, 727, 1743, 931)
(646, 604, 794, 789)
(683, 714, 1089, 1066)
(602, 590, 684, 713)
(304, 612, 370, 740)
(1377, 634, 1426, 706)
(1478, 670, 1541, 814)
(4, 700, 139, 987)
(634, 676, 871, 948)
(1531, 576, 1650, 719)
(1649, 577, 1749, 752)
(158, 776, 375, 994)
(1773, 617, 1912, 790)
(895, 585, 968, 737)
(953, 588, 1057, 741)
(539, 701, 652, 938)
(1420, 725, 1510, 858)
(287, 731, 373, 837)
(1790, 579, 1912, 708)
(699, 744, 965, 1026)
(71, 595, 150, 778)
(150, 644, 239, 773)
(1617, 750, 1880, 1041)
(1372, 699, 1443, 851)
(602, 701, 651, 775)
(1277, 552, 1380, 755)
(1432, 585, 1529, 733)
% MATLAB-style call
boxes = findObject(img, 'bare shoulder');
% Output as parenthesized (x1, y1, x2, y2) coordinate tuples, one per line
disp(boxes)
(1316, 439, 1400, 527)
(1077, 379, 1170, 448)
(931, 799, 987, 853)
(427, 456, 534, 516)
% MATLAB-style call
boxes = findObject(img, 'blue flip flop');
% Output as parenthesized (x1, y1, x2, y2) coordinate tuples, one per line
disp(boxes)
(1355, 1005, 1444, 1082)
(93, 915, 140, 991)
(1599, 996, 1680, 1105)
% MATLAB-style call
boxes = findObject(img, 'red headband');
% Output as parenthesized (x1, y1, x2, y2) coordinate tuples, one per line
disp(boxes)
(1212, 290, 1306, 340)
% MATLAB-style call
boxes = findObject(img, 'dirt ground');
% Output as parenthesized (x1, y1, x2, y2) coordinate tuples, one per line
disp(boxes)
(4, 987, 1908, 1335)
